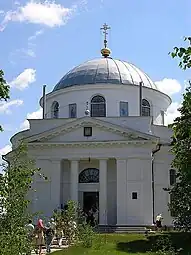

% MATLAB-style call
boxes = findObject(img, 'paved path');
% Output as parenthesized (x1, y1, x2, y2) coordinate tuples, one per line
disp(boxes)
(31, 249, 62, 254)
(31, 245, 67, 254)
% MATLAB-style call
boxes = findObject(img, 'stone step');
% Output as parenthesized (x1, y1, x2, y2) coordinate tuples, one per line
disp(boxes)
(97, 225, 149, 233)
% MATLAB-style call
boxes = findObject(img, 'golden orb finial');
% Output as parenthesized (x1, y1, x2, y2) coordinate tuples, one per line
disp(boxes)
(101, 48, 111, 58)
(100, 23, 111, 57)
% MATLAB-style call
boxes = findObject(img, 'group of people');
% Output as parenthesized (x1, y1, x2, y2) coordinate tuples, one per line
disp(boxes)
(84, 207, 99, 227)
(25, 218, 61, 255)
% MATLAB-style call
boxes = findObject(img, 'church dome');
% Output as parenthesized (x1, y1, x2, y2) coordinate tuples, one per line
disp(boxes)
(53, 57, 158, 92)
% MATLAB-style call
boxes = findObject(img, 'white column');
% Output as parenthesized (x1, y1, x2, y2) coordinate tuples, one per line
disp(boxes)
(141, 157, 153, 225)
(70, 160, 79, 204)
(99, 159, 107, 225)
(51, 160, 61, 211)
(116, 159, 127, 225)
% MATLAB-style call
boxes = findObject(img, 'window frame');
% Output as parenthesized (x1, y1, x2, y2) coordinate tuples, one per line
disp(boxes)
(142, 99, 151, 117)
(120, 101, 129, 117)
(79, 168, 99, 183)
(132, 192, 138, 200)
(84, 127, 92, 137)
(69, 103, 77, 118)
(51, 101, 59, 119)
(161, 110, 165, 126)
(90, 95, 106, 117)
(169, 169, 176, 186)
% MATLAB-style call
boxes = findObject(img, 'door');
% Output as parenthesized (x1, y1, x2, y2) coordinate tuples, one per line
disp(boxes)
(83, 192, 99, 212)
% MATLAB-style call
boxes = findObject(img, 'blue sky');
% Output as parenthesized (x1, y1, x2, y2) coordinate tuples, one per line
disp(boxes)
(0, 0, 190, 158)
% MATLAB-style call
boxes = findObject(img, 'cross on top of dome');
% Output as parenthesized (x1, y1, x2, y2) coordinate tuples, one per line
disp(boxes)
(100, 23, 111, 58)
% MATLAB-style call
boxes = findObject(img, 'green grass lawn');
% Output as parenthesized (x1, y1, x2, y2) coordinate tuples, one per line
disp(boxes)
(51, 232, 191, 255)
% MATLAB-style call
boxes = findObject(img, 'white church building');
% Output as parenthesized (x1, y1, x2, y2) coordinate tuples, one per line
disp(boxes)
(9, 25, 175, 226)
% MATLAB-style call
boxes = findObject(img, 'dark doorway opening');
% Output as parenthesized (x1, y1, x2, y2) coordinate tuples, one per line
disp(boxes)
(83, 192, 99, 212)
(83, 192, 99, 225)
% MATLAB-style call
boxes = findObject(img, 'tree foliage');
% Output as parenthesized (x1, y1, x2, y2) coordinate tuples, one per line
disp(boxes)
(0, 69, 10, 131)
(170, 37, 191, 70)
(53, 201, 95, 247)
(0, 143, 41, 254)
(168, 83, 191, 230)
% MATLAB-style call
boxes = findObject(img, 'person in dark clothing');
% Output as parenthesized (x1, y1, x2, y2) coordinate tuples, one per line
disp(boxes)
(45, 222, 54, 254)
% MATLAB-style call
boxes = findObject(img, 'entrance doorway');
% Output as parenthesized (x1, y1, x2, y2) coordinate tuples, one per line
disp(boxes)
(83, 192, 99, 212)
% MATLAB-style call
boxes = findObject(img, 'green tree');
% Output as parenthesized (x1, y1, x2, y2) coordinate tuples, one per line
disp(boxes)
(168, 83, 191, 230)
(0, 69, 10, 131)
(0, 143, 42, 254)
(170, 37, 191, 70)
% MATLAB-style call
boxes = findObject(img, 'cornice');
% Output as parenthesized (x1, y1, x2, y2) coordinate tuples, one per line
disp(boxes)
(28, 140, 156, 149)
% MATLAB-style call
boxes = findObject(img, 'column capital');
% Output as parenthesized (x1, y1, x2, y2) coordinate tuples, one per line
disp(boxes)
(116, 158, 127, 162)
(70, 159, 79, 162)
(127, 156, 152, 160)
(99, 158, 108, 163)
(51, 159, 61, 164)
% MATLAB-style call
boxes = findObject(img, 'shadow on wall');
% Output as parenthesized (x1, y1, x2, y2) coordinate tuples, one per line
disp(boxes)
(116, 232, 191, 254)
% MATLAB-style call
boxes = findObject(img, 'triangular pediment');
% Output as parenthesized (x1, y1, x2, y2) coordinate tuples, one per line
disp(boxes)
(26, 117, 158, 143)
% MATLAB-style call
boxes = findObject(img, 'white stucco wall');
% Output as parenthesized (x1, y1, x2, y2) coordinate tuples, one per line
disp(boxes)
(9, 104, 173, 226)
(153, 145, 174, 225)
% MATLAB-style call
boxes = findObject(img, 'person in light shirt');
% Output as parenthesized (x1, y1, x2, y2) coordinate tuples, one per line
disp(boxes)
(156, 213, 163, 231)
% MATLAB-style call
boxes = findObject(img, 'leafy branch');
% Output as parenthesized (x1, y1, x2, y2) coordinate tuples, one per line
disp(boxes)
(170, 37, 191, 70)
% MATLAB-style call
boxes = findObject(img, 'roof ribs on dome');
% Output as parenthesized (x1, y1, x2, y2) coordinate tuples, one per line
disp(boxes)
(53, 58, 158, 91)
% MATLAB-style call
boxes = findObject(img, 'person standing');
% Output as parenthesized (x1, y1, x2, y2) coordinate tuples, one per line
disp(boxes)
(156, 213, 163, 231)
(45, 222, 55, 254)
(34, 219, 45, 255)
(50, 218, 56, 244)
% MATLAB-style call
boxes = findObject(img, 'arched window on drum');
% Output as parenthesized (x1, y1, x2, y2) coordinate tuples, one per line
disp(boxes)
(51, 101, 59, 118)
(142, 99, 150, 116)
(91, 95, 106, 117)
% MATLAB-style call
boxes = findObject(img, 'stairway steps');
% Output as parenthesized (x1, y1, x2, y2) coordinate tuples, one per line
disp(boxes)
(97, 226, 149, 233)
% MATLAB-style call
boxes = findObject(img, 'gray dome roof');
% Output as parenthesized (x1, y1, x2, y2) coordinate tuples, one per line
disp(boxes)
(53, 58, 158, 91)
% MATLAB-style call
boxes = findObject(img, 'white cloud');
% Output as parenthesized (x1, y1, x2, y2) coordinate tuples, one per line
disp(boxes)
(9, 68, 36, 90)
(155, 78, 182, 96)
(28, 29, 44, 41)
(23, 48, 36, 57)
(165, 102, 181, 125)
(0, 99, 23, 114)
(0, 1, 78, 30)
(24, 29, 44, 57)
(9, 29, 44, 62)
(20, 108, 42, 130)
(0, 144, 12, 165)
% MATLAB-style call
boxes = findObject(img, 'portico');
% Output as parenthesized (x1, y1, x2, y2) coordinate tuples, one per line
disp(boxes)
(38, 151, 153, 226)
(27, 117, 157, 226)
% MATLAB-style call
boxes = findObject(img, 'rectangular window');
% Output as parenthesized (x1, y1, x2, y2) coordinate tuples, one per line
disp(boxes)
(161, 110, 165, 126)
(84, 127, 92, 137)
(120, 101, 129, 117)
(69, 103, 77, 118)
(132, 192, 138, 199)
(170, 169, 176, 186)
